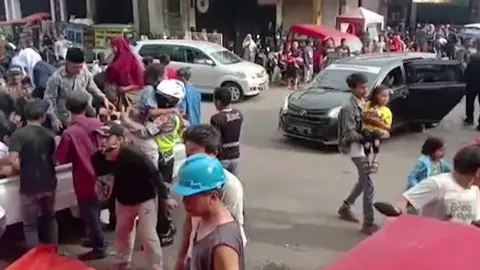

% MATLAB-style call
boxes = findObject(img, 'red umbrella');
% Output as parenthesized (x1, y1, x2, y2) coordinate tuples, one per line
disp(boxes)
(321, 215, 480, 270)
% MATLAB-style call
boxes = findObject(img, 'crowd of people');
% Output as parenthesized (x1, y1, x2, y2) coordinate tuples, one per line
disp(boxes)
(0, 36, 246, 270)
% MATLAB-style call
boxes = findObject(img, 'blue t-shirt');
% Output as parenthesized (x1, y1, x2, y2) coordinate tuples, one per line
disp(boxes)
(137, 85, 157, 111)
(178, 84, 201, 126)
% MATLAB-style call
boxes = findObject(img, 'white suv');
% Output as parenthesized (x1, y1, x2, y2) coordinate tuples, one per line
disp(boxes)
(133, 39, 268, 102)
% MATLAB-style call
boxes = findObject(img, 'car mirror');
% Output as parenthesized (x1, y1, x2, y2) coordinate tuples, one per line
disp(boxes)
(205, 59, 215, 66)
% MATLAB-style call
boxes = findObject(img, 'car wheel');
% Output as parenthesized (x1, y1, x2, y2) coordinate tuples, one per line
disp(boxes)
(222, 82, 244, 103)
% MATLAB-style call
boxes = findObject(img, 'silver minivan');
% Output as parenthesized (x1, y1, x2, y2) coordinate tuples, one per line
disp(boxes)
(133, 39, 269, 102)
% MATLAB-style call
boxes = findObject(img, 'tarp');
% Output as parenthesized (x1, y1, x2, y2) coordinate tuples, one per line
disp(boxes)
(6, 245, 95, 270)
(335, 7, 384, 30)
(321, 215, 480, 270)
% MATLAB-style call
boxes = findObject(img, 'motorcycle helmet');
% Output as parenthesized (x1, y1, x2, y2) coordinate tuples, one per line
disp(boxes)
(173, 153, 226, 197)
(155, 79, 185, 105)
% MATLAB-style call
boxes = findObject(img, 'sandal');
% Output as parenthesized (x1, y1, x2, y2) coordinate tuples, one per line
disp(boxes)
(363, 159, 371, 173)
(370, 161, 379, 173)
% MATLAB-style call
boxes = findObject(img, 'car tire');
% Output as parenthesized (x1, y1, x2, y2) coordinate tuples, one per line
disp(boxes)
(222, 82, 244, 103)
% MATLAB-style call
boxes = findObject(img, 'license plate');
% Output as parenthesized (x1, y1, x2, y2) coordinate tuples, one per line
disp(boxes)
(288, 125, 311, 134)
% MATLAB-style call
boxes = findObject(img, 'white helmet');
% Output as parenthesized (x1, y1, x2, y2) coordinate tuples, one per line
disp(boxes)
(155, 79, 185, 104)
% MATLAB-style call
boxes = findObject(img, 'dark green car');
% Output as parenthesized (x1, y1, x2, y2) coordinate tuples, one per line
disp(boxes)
(278, 52, 465, 145)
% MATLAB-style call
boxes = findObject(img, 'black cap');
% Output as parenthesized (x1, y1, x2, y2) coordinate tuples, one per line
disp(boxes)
(94, 122, 124, 137)
(66, 47, 85, 63)
(7, 66, 23, 76)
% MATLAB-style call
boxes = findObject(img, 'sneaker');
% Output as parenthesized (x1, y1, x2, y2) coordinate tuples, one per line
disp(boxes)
(360, 223, 379, 235)
(337, 203, 359, 223)
(476, 125, 480, 132)
(78, 249, 107, 261)
(464, 118, 474, 125)
(81, 239, 93, 248)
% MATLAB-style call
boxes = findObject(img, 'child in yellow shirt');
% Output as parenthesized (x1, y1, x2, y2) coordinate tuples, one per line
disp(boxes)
(362, 85, 393, 173)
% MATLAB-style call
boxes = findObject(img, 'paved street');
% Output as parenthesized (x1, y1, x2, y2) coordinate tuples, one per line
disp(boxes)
(2, 87, 479, 269)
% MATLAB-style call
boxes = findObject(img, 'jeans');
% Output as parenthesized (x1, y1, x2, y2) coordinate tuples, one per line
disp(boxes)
(21, 191, 58, 248)
(465, 87, 480, 123)
(78, 198, 105, 250)
(220, 158, 240, 176)
(344, 157, 375, 225)
(115, 198, 162, 270)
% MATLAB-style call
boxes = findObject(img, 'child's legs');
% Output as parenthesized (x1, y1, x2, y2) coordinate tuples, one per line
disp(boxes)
(362, 130, 375, 157)
(371, 131, 382, 160)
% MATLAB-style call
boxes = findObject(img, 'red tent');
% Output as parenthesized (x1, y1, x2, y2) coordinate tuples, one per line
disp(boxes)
(6, 245, 94, 270)
(321, 215, 480, 270)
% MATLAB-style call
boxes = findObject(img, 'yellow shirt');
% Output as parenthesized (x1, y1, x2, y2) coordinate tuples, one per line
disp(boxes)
(362, 102, 393, 132)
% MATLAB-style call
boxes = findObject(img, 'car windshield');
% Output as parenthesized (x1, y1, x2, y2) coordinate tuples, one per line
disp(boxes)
(309, 64, 380, 91)
(209, 50, 242, 65)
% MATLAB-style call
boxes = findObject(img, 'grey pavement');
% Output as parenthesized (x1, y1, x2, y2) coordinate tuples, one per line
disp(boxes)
(2, 87, 479, 270)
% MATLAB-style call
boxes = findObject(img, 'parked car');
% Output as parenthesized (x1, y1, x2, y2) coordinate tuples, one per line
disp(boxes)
(0, 143, 186, 227)
(133, 39, 269, 102)
(278, 52, 465, 145)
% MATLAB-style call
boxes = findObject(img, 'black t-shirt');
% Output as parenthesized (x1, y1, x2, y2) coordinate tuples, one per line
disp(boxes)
(91, 145, 167, 205)
(210, 108, 243, 160)
(9, 124, 57, 195)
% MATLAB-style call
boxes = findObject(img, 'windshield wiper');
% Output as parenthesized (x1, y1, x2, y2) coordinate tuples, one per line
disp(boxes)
(310, 85, 350, 92)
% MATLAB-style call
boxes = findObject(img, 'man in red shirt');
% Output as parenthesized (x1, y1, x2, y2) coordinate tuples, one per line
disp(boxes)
(159, 54, 177, 79)
(55, 91, 106, 261)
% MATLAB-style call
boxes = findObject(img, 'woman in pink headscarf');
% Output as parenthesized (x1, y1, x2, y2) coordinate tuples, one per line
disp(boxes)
(104, 37, 144, 111)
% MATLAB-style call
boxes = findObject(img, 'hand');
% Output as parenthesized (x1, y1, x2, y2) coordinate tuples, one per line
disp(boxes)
(98, 107, 108, 116)
(103, 98, 116, 111)
(51, 118, 63, 132)
(165, 198, 178, 211)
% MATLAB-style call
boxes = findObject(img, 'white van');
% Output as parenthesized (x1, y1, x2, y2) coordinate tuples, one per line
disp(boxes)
(0, 143, 186, 227)
(133, 39, 269, 102)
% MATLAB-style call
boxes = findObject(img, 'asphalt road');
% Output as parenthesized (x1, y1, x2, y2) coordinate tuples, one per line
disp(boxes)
(1, 87, 478, 270)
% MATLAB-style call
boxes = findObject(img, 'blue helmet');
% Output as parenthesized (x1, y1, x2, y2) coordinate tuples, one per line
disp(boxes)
(173, 153, 226, 197)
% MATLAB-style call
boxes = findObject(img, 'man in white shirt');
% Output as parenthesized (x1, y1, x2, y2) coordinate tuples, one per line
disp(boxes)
(54, 35, 71, 61)
(337, 73, 378, 235)
(174, 124, 245, 270)
(395, 145, 480, 225)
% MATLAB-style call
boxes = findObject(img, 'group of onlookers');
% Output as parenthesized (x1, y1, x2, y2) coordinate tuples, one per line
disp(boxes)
(0, 34, 246, 269)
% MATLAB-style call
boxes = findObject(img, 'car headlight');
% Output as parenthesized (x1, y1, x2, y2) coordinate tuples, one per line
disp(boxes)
(280, 95, 290, 114)
(235, 72, 247, 79)
(328, 106, 341, 118)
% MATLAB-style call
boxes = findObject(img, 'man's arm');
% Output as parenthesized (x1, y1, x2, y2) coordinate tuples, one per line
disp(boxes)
(399, 178, 441, 212)
(7, 131, 22, 171)
(85, 70, 106, 99)
(139, 150, 169, 198)
(55, 133, 71, 164)
(43, 76, 59, 120)
(212, 245, 240, 270)
(339, 106, 363, 143)
(174, 215, 193, 270)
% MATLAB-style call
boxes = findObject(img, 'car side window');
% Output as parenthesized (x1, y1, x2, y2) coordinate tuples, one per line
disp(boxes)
(183, 47, 211, 65)
(382, 67, 404, 88)
(138, 44, 186, 62)
(408, 64, 463, 84)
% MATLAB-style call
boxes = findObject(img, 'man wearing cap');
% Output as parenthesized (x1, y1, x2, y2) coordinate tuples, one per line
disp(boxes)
(173, 154, 245, 270)
(55, 91, 106, 260)
(44, 47, 115, 132)
(6, 99, 58, 248)
(91, 122, 176, 270)
(4, 66, 33, 124)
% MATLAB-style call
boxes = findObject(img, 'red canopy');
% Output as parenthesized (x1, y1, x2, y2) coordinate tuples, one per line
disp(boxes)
(321, 215, 480, 270)
(0, 12, 50, 26)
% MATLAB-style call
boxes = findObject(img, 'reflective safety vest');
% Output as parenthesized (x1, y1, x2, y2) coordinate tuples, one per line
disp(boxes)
(154, 114, 181, 160)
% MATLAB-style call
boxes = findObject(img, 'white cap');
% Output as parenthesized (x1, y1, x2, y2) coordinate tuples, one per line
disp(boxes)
(155, 79, 185, 103)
